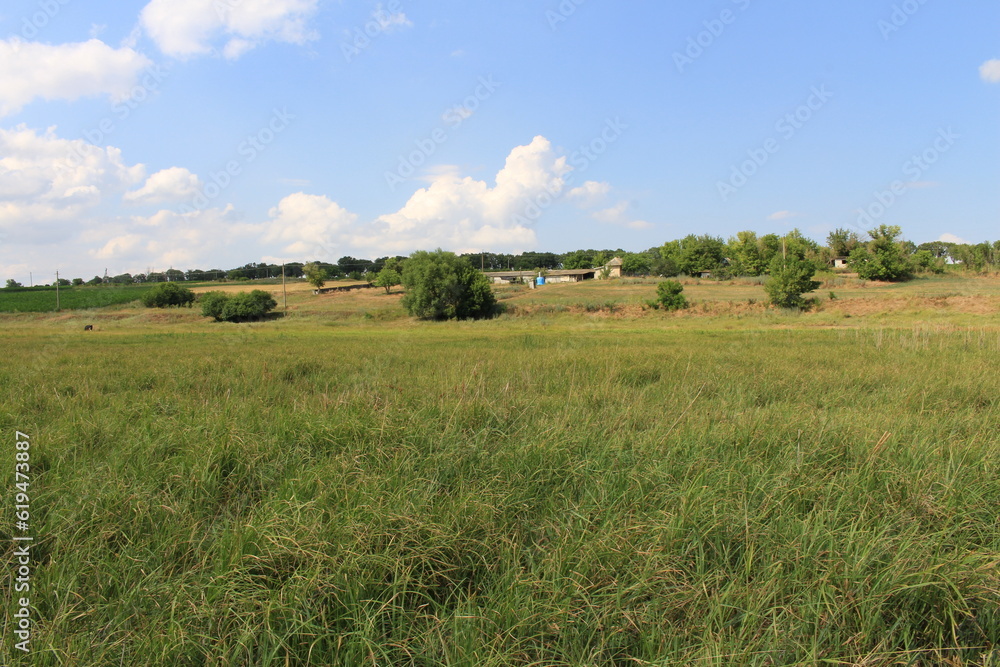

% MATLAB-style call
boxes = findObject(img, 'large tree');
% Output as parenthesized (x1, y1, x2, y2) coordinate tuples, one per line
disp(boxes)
(401, 250, 496, 320)
(678, 234, 727, 276)
(849, 225, 914, 281)
(827, 228, 863, 257)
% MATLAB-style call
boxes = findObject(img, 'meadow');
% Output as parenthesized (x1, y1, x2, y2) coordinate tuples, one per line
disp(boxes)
(2, 273, 999, 665)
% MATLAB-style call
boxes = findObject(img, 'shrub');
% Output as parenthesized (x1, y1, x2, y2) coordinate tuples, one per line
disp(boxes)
(653, 280, 688, 311)
(200, 290, 277, 322)
(764, 255, 821, 309)
(142, 282, 195, 308)
(401, 249, 496, 320)
(199, 292, 230, 320)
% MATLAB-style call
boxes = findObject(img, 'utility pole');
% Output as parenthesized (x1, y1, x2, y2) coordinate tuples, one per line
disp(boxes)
(282, 264, 288, 312)
(481, 251, 484, 271)
(29, 272, 32, 287)
(55, 271, 60, 311)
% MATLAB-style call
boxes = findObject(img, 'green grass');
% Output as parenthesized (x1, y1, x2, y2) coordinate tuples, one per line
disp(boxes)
(0, 285, 156, 312)
(2, 276, 1000, 665)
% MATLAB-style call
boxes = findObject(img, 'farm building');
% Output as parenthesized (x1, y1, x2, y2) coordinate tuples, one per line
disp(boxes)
(830, 256, 849, 269)
(485, 258, 623, 285)
(483, 271, 538, 285)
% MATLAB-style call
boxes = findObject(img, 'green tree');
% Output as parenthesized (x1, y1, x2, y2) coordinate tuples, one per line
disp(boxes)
(71, 278, 84, 286)
(678, 234, 726, 276)
(561, 250, 594, 270)
(620, 252, 653, 276)
(401, 249, 496, 320)
(764, 255, 821, 308)
(375, 267, 402, 293)
(727, 231, 765, 276)
(5, 279, 22, 288)
(142, 282, 195, 308)
(849, 225, 914, 281)
(653, 280, 687, 311)
(303, 262, 328, 290)
(827, 228, 862, 257)
(911, 249, 945, 274)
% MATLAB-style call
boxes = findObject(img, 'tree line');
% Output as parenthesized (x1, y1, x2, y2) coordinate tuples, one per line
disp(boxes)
(6, 226, 1000, 290)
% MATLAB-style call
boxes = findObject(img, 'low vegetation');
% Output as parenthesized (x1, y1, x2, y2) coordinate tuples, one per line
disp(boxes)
(141, 282, 195, 308)
(650, 279, 687, 310)
(199, 289, 277, 322)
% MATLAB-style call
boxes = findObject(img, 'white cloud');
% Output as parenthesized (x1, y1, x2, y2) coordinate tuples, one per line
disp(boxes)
(262, 136, 571, 257)
(0, 39, 153, 117)
(980, 59, 1000, 84)
(938, 233, 967, 244)
(85, 205, 257, 270)
(590, 199, 651, 230)
(767, 210, 797, 221)
(140, 0, 320, 59)
(567, 180, 611, 208)
(124, 167, 203, 205)
(0, 125, 145, 232)
(263, 192, 359, 258)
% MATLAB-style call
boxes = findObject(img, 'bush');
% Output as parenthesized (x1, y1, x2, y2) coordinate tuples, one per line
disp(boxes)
(764, 255, 821, 309)
(652, 280, 687, 311)
(142, 282, 195, 308)
(199, 292, 230, 320)
(401, 249, 496, 320)
(200, 290, 277, 322)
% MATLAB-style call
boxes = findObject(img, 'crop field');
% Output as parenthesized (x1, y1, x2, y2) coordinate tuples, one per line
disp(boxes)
(0, 285, 157, 313)
(2, 273, 999, 665)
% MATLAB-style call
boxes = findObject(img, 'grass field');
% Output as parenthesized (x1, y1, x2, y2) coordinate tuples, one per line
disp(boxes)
(2, 273, 999, 665)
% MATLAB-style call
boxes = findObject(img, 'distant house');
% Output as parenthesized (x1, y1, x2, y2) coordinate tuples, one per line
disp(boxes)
(483, 270, 537, 285)
(545, 269, 598, 283)
(485, 257, 623, 285)
(830, 256, 849, 269)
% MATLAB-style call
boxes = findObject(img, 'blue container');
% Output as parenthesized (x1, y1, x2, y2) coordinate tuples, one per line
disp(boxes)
(536, 276, 546, 286)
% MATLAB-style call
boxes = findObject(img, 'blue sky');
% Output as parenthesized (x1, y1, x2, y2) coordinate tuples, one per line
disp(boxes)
(0, 0, 997, 282)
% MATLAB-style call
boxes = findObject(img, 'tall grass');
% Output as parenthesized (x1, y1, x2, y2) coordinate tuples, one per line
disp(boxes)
(2, 319, 999, 665)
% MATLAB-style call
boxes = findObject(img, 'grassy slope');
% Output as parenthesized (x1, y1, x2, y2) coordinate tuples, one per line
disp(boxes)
(2, 273, 999, 665)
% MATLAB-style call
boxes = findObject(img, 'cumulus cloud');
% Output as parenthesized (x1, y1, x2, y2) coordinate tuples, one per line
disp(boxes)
(124, 167, 203, 205)
(263, 192, 359, 258)
(0, 39, 153, 117)
(980, 59, 1000, 83)
(85, 205, 257, 270)
(262, 136, 571, 257)
(140, 0, 320, 59)
(0, 125, 146, 232)
(938, 233, 967, 244)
